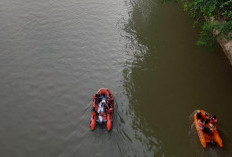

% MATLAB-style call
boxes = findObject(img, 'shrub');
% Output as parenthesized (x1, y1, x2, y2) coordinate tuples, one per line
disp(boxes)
(183, 0, 232, 47)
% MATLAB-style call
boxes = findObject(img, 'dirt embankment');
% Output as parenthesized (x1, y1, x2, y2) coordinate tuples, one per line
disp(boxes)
(218, 37, 232, 64)
(212, 17, 232, 64)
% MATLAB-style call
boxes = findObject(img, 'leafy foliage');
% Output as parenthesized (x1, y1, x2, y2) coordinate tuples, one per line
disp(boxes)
(183, 0, 232, 47)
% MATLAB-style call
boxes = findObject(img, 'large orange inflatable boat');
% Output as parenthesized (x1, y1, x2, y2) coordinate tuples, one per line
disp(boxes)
(90, 88, 114, 131)
(194, 110, 223, 148)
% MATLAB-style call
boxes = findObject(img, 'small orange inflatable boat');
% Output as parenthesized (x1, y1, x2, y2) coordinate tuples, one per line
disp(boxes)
(90, 88, 114, 131)
(194, 110, 223, 148)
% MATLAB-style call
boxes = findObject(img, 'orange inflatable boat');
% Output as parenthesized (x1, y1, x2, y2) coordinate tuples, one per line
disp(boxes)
(90, 88, 114, 131)
(194, 110, 223, 148)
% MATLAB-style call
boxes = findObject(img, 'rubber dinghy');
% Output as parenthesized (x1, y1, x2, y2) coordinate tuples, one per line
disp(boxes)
(90, 88, 114, 131)
(194, 110, 223, 148)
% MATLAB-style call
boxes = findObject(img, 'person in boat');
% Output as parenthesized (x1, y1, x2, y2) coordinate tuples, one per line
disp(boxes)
(208, 117, 218, 145)
(100, 93, 106, 100)
(92, 93, 106, 116)
(91, 94, 100, 115)
(92, 94, 108, 113)
(95, 94, 101, 104)
(97, 99, 109, 124)
(196, 112, 205, 130)
(208, 115, 217, 133)
(198, 119, 205, 130)
(196, 111, 203, 119)
(98, 99, 106, 113)
(203, 119, 213, 135)
(210, 115, 217, 124)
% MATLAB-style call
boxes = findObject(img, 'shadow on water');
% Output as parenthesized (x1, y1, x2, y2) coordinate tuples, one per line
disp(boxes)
(121, 0, 232, 156)
(121, 0, 176, 156)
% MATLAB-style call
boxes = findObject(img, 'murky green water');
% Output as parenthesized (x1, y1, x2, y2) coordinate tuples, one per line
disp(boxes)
(0, 0, 232, 156)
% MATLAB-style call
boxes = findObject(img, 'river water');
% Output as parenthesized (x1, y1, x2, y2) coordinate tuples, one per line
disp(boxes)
(0, 0, 232, 156)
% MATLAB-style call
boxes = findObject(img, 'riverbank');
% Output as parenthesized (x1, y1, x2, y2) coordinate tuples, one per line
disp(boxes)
(218, 37, 232, 64)
(182, 0, 232, 64)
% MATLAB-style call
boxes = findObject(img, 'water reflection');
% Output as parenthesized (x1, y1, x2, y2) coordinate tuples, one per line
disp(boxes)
(122, 0, 165, 156)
